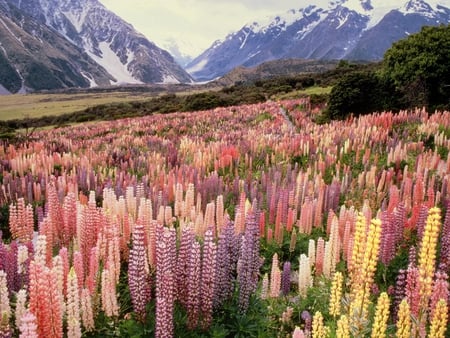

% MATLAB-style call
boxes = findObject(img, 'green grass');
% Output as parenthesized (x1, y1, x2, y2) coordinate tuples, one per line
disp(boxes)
(275, 86, 332, 100)
(0, 92, 153, 121)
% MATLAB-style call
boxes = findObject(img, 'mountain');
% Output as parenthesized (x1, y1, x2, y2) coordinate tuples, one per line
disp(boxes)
(186, 0, 450, 81)
(0, 0, 192, 93)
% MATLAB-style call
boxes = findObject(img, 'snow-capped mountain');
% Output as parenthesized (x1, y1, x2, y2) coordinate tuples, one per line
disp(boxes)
(0, 0, 114, 93)
(186, 0, 450, 81)
(7, 0, 192, 89)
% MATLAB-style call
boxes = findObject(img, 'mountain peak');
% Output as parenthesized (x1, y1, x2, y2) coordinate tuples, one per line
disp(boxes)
(186, 0, 449, 81)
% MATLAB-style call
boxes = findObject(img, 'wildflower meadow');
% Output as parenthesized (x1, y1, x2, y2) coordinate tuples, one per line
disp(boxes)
(0, 99, 450, 337)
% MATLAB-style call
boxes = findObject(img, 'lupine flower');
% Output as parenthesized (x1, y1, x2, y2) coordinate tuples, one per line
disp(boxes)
(18, 311, 38, 338)
(335, 315, 350, 338)
(430, 271, 449, 318)
(269, 253, 281, 298)
(128, 225, 151, 322)
(312, 311, 326, 338)
(417, 207, 441, 328)
(187, 241, 201, 330)
(281, 261, 291, 295)
(396, 299, 411, 338)
(298, 254, 311, 296)
(0, 271, 10, 321)
(370, 292, 390, 338)
(14, 289, 27, 331)
(101, 268, 119, 317)
(237, 213, 260, 312)
(80, 288, 94, 332)
(200, 229, 216, 330)
(329, 271, 343, 317)
(429, 299, 448, 338)
(292, 326, 305, 338)
(177, 227, 194, 308)
(156, 229, 176, 338)
(66, 268, 81, 338)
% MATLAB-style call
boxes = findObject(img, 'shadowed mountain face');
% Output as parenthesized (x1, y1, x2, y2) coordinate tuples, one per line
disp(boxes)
(0, 0, 192, 93)
(186, 0, 450, 81)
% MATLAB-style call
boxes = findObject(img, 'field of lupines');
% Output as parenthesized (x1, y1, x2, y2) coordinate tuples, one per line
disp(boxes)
(0, 99, 450, 337)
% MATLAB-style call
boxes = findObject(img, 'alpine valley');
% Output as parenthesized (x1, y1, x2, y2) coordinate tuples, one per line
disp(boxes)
(0, 0, 192, 93)
(186, 0, 450, 81)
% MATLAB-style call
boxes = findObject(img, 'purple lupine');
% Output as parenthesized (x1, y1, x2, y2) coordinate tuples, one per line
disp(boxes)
(416, 204, 429, 242)
(176, 227, 194, 308)
(200, 229, 217, 330)
(439, 203, 450, 273)
(0, 241, 19, 295)
(155, 228, 176, 338)
(237, 212, 261, 312)
(187, 241, 201, 330)
(214, 221, 238, 308)
(393, 202, 406, 244)
(380, 210, 395, 265)
(128, 225, 151, 322)
(301, 310, 312, 334)
(393, 269, 407, 322)
(281, 261, 291, 296)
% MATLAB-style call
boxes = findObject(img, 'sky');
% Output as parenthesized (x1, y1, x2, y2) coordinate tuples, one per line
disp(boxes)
(98, 0, 327, 58)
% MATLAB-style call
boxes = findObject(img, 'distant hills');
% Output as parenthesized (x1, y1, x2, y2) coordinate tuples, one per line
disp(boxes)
(186, 0, 450, 81)
(0, 0, 192, 93)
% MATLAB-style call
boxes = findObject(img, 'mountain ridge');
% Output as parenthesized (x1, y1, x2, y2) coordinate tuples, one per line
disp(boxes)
(0, 0, 192, 93)
(186, 0, 450, 81)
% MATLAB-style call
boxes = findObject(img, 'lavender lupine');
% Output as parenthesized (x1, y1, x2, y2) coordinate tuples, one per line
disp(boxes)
(176, 227, 194, 308)
(128, 225, 151, 322)
(187, 241, 201, 330)
(214, 221, 238, 308)
(156, 228, 176, 338)
(281, 261, 291, 295)
(439, 204, 450, 273)
(237, 212, 261, 312)
(201, 229, 217, 330)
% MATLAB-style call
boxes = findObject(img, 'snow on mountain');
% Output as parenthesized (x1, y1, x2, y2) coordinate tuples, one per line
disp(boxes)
(15, 0, 193, 85)
(186, 0, 450, 81)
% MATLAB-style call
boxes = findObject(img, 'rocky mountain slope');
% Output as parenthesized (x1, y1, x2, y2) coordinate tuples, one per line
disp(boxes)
(186, 0, 450, 81)
(0, 0, 192, 93)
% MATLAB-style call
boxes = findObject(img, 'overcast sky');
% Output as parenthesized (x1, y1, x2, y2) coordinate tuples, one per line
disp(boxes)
(98, 0, 326, 57)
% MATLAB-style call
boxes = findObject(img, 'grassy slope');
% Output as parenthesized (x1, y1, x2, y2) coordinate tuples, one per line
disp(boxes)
(0, 91, 154, 121)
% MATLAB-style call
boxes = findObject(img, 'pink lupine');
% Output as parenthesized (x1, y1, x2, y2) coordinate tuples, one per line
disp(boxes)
(86, 247, 99, 295)
(101, 268, 119, 317)
(269, 253, 281, 298)
(128, 225, 151, 322)
(9, 198, 34, 243)
(430, 271, 449, 318)
(80, 288, 94, 332)
(18, 311, 38, 338)
(73, 251, 84, 290)
(156, 228, 176, 338)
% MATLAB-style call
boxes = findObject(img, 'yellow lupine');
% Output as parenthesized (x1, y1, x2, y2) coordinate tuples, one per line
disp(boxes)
(329, 271, 343, 317)
(396, 299, 411, 338)
(429, 299, 448, 338)
(349, 213, 366, 284)
(312, 311, 326, 338)
(417, 207, 441, 312)
(336, 315, 350, 338)
(349, 218, 382, 324)
(370, 292, 390, 338)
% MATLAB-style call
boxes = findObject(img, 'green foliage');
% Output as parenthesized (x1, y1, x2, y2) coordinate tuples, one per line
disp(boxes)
(326, 71, 396, 120)
(382, 24, 450, 110)
(0, 204, 10, 241)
